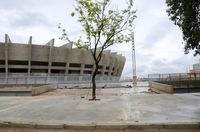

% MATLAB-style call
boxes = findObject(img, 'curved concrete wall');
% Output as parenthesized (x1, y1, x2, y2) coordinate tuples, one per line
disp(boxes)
(0, 34, 126, 77)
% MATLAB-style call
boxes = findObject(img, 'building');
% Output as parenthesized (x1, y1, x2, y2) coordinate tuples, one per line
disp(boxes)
(192, 63, 200, 73)
(0, 34, 125, 80)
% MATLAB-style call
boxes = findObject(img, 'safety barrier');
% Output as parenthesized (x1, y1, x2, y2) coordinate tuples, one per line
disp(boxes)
(0, 75, 120, 84)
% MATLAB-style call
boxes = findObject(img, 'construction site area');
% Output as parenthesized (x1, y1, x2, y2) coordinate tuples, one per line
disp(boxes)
(0, 35, 200, 131)
(0, 80, 199, 132)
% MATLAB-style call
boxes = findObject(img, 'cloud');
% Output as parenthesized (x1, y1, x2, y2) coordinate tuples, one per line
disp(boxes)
(10, 11, 51, 28)
(0, 0, 30, 9)
(138, 20, 172, 50)
(0, 0, 198, 78)
(0, 9, 52, 28)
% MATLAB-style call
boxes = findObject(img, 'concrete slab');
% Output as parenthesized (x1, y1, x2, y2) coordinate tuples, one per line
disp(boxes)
(0, 84, 57, 96)
(45, 82, 151, 96)
(0, 94, 199, 130)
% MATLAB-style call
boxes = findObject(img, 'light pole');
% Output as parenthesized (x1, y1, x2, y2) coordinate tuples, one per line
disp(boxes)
(132, 31, 137, 85)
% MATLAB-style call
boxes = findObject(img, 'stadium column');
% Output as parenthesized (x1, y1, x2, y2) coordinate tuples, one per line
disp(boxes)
(118, 56, 125, 77)
(65, 63, 69, 75)
(47, 39, 54, 77)
(108, 53, 114, 76)
(116, 55, 122, 76)
(65, 43, 72, 76)
(104, 50, 111, 78)
(79, 49, 85, 81)
(101, 53, 106, 76)
(109, 52, 117, 76)
(79, 64, 84, 81)
(116, 56, 121, 77)
(28, 36, 32, 78)
(80, 49, 85, 76)
(114, 55, 120, 76)
(80, 64, 84, 75)
(111, 52, 117, 76)
(5, 34, 11, 78)
(101, 66, 106, 76)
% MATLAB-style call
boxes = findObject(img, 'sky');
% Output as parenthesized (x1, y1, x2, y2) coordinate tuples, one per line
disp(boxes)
(0, 0, 199, 78)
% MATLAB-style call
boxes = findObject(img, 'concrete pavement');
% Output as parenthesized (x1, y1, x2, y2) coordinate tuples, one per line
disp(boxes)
(0, 93, 200, 131)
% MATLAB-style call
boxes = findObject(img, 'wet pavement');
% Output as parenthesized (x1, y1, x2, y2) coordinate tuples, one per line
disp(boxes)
(0, 82, 199, 131)
(46, 82, 152, 96)
(0, 93, 199, 126)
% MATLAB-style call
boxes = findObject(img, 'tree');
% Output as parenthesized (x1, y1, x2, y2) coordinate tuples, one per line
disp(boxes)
(166, 0, 200, 55)
(59, 0, 136, 100)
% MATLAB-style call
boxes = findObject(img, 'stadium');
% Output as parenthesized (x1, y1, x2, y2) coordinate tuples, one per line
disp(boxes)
(0, 34, 125, 83)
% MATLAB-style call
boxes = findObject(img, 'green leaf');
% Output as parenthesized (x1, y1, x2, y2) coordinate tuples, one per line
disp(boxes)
(71, 12, 75, 17)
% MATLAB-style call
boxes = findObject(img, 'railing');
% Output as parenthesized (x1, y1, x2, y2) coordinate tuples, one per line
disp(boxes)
(148, 73, 200, 81)
(0, 75, 120, 84)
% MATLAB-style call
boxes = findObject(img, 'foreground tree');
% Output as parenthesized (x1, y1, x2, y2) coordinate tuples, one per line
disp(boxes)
(166, 0, 200, 55)
(59, 0, 136, 100)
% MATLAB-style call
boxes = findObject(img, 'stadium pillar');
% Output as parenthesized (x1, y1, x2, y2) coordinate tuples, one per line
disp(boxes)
(5, 34, 11, 78)
(47, 39, 54, 76)
(28, 36, 32, 78)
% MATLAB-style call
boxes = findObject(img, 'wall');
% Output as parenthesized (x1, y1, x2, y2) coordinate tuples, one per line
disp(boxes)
(149, 81, 174, 93)
(0, 35, 126, 78)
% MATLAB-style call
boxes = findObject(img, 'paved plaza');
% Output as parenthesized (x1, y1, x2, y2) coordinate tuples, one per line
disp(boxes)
(0, 85, 200, 131)
(0, 82, 199, 131)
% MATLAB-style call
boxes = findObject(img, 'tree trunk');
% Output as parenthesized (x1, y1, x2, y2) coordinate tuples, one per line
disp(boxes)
(91, 64, 98, 100)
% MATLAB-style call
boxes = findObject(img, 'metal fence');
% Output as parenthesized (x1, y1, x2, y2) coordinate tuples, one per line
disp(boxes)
(148, 73, 200, 81)
(0, 75, 120, 84)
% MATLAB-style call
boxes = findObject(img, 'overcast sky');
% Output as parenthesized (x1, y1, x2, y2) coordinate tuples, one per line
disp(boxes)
(0, 0, 199, 78)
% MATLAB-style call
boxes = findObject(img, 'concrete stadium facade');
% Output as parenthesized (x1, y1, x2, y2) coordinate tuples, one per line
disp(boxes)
(0, 34, 125, 79)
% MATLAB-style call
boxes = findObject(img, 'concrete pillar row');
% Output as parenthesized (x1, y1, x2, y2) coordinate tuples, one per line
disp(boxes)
(5, 34, 12, 43)
(4, 34, 12, 78)
(117, 55, 124, 77)
(65, 63, 69, 75)
(108, 52, 113, 77)
(80, 64, 85, 75)
(108, 52, 116, 77)
(111, 52, 117, 76)
(79, 63, 84, 81)
(80, 48, 87, 76)
(118, 56, 126, 77)
(46, 39, 54, 76)
(113, 55, 119, 76)
(65, 43, 73, 75)
(101, 56, 105, 76)
(28, 36, 32, 77)
(101, 65, 106, 76)
(104, 50, 110, 77)
(116, 55, 123, 76)
(122, 57, 126, 76)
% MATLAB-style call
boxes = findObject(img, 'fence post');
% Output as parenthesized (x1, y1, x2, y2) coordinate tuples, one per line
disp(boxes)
(159, 74, 161, 81)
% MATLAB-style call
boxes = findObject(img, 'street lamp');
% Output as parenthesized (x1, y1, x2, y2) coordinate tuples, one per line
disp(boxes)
(132, 31, 137, 85)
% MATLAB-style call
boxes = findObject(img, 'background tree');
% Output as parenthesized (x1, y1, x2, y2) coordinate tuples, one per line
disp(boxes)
(59, 0, 136, 100)
(166, 0, 200, 55)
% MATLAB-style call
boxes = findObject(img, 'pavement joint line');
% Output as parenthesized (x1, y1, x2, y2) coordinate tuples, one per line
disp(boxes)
(0, 120, 200, 130)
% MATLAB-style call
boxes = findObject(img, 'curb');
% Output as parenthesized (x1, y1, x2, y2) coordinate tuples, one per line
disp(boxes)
(0, 121, 199, 130)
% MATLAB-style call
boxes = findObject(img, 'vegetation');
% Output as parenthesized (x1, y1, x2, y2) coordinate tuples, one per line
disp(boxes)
(59, 0, 136, 100)
(166, 0, 200, 55)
